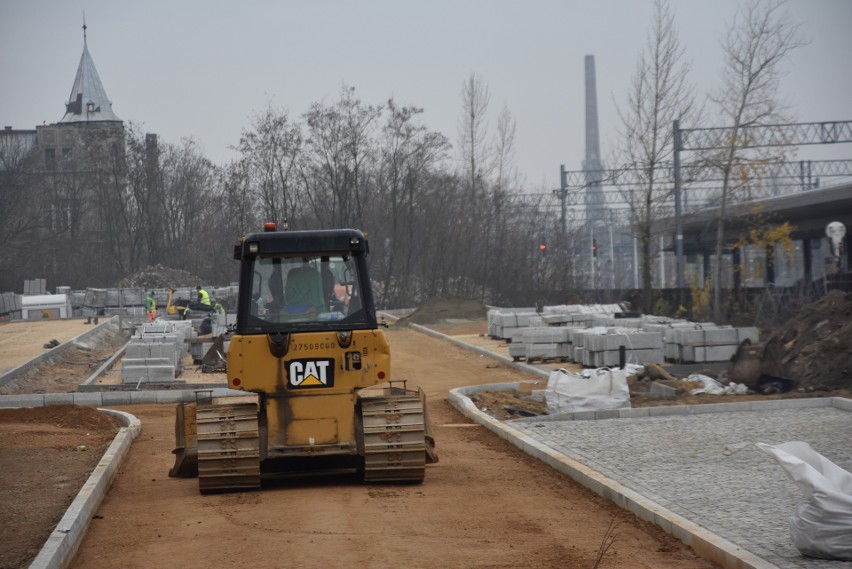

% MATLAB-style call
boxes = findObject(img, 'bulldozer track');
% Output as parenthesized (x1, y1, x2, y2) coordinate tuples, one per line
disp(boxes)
(359, 393, 427, 483)
(196, 403, 261, 493)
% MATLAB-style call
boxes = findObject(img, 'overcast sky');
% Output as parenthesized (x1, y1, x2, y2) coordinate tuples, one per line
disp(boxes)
(2, 0, 850, 189)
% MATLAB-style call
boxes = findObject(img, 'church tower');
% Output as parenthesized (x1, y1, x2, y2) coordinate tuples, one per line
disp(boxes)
(36, 21, 123, 171)
(59, 21, 122, 124)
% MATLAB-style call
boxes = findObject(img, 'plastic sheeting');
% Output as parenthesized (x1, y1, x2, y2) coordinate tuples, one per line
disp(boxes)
(758, 441, 852, 561)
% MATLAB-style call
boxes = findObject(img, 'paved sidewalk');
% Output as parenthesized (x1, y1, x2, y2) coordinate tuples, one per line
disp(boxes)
(428, 326, 852, 569)
(510, 404, 851, 569)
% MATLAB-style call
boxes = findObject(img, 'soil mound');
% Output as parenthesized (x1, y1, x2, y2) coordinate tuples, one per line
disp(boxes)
(116, 264, 204, 289)
(397, 296, 487, 326)
(764, 290, 852, 390)
(0, 405, 121, 431)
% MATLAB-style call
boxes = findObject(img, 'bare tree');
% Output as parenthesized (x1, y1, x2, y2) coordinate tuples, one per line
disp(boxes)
(487, 105, 519, 300)
(615, 0, 698, 313)
(456, 73, 495, 297)
(158, 138, 216, 269)
(375, 99, 450, 307)
(0, 135, 45, 290)
(708, 0, 804, 320)
(237, 105, 302, 227)
(301, 86, 381, 229)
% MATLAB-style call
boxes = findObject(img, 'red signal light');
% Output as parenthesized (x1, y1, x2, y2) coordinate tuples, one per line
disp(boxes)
(539, 244, 547, 251)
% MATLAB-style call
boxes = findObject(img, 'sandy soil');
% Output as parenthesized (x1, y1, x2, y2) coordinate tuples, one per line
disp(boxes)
(0, 319, 98, 375)
(0, 320, 129, 395)
(0, 322, 718, 569)
(0, 406, 121, 569)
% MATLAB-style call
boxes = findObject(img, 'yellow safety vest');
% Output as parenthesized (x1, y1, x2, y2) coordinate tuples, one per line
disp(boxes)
(199, 289, 211, 306)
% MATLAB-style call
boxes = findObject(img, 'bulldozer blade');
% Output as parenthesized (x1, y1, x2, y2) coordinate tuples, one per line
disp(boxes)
(169, 403, 199, 478)
(201, 334, 228, 373)
(419, 387, 439, 464)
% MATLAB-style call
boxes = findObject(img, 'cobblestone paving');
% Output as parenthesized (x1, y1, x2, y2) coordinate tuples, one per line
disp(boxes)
(512, 407, 852, 569)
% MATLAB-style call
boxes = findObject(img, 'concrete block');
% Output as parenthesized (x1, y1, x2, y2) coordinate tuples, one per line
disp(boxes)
(497, 313, 517, 327)
(679, 344, 738, 363)
(589, 348, 664, 367)
(122, 358, 172, 367)
(44, 393, 75, 406)
(508, 344, 526, 358)
(129, 391, 159, 404)
(0, 394, 45, 407)
(515, 313, 538, 327)
(595, 409, 622, 420)
(126, 344, 177, 360)
(507, 328, 527, 343)
(522, 327, 571, 344)
(101, 392, 133, 406)
(525, 343, 562, 360)
(585, 332, 662, 351)
(675, 328, 739, 347)
(156, 390, 186, 404)
(541, 313, 571, 325)
(72, 392, 104, 407)
(121, 366, 149, 383)
(147, 365, 176, 382)
(665, 343, 680, 361)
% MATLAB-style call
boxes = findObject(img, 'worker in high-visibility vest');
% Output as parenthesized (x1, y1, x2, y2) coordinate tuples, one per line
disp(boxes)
(146, 291, 157, 322)
(196, 286, 211, 307)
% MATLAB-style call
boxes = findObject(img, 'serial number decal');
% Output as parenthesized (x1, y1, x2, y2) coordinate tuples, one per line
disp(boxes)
(291, 342, 336, 351)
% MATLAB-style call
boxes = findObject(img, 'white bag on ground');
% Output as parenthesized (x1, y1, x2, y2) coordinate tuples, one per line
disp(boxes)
(757, 441, 852, 561)
(545, 367, 631, 413)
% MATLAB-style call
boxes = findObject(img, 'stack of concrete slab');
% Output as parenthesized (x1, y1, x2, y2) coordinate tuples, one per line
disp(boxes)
(582, 329, 664, 367)
(520, 326, 573, 361)
(566, 327, 608, 364)
(23, 278, 47, 295)
(82, 288, 107, 317)
(121, 321, 195, 384)
(0, 292, 22, 319)
(68, 290, 86, 314)
(487, 308, 537, 342)
(670, 326, 760, 363)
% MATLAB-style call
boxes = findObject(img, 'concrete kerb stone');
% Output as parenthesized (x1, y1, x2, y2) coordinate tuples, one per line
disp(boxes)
(28, 409, 141, 569)
(0, 316, 121, 389)
(447, 381, 776, 569)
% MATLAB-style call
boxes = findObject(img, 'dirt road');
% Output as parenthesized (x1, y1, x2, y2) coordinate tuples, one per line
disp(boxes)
(69, 326, 714, 569)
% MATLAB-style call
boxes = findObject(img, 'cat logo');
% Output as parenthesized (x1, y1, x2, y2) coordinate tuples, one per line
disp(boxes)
(287, 358, 335, 389)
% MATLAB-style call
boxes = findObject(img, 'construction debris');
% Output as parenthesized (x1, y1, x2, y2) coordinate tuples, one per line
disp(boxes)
(116, 264, 205, 289)
(753, 290, 852, 391)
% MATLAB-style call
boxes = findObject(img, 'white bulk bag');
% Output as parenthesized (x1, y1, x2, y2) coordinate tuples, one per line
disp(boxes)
(545, 367, 631, 413)
(757, 441, 852, 560)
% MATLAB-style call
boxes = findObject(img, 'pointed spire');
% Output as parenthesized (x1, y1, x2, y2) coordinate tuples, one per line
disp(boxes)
(58, 21, 122, 124)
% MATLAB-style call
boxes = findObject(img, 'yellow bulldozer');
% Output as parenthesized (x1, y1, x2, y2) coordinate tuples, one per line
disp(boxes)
(169, 225, 437, 493)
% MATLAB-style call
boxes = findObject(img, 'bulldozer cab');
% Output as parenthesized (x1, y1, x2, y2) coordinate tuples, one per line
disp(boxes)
(235, 229, 376, 333)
